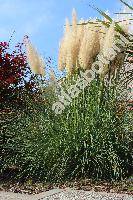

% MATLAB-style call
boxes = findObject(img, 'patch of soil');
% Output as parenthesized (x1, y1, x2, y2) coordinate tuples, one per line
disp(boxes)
(0, 177, 133, 195)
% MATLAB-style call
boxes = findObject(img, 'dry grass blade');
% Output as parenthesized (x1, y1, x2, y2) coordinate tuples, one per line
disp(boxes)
(88, 4, 126, 33)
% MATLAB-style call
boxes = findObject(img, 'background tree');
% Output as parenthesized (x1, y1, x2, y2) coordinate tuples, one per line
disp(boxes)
(0, 40, 42, 113)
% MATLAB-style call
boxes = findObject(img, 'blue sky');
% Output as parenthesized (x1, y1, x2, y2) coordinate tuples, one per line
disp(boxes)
(0, 0, 131, 71)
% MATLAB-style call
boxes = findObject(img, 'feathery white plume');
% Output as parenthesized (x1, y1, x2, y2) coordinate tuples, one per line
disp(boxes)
(24, 37, 45, 76)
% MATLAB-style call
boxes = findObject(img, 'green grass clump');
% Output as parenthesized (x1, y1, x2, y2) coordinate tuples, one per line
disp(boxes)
(1, 76, 132, 183)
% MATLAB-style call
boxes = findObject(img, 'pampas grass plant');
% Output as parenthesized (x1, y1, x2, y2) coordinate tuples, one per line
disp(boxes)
(1, 0, 132, 184)
(24, 37, 45, 76)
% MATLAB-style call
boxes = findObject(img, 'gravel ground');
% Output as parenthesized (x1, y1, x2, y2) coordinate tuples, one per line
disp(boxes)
(0, 191, 35, 200)
(41, 189, 133, 200)
(0, 189, 133, 200)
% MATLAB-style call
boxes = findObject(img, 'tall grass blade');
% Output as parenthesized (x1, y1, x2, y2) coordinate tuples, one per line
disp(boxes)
(119, 0, 133, 10)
